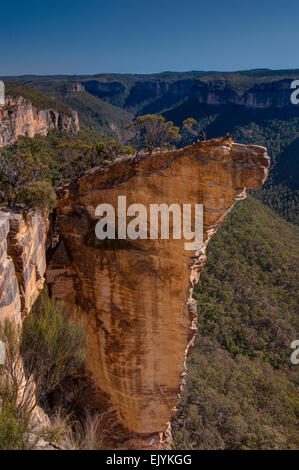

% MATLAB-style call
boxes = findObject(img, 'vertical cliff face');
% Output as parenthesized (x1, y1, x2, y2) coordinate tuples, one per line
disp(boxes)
(0, 96, 79, 147)
(0, 210, 51, 447)
(0, 211, 48, 322)
(46, 138, 269, 449)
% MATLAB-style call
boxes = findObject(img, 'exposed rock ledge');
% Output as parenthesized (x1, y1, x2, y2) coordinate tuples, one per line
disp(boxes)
(46, 137, 269, 449)
(0, 96, 79, 147)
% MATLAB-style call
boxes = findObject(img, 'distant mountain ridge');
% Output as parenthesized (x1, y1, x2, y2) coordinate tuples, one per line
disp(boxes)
(2, 69, 299, 223)
(3, 68, 299, 113)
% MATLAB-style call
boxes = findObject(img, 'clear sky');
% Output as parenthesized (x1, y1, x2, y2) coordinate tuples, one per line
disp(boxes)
(1, 0, 298, 76)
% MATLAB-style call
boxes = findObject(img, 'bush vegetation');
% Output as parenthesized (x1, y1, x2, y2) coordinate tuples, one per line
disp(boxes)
(0, 129, 133, 210)
(40, 409, 103, 450)
(172, 197, 299, 449)
(0, 290, 87, 449)
(21, 290, 86, 407)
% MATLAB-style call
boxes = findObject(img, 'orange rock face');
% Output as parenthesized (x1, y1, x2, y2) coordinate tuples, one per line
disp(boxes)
(47, 138, 269, 448)
(0, 96, 79, 147)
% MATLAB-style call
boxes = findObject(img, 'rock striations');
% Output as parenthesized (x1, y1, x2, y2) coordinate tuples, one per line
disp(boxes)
(0, 211, 48, 322)
(46, 138, 270, 449)
(0, 96, 79, 147)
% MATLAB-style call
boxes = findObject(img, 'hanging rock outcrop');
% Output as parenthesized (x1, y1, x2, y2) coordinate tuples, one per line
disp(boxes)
(46, 137, 269, 448)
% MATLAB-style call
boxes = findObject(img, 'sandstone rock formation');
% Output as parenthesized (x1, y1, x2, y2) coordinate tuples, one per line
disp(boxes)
(0, 210, 48, 322)
(47, 137, 269, 449)
(0, 96, 79, 147)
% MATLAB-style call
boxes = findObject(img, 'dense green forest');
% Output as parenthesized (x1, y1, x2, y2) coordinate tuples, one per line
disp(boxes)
(172, 197, 299, 449)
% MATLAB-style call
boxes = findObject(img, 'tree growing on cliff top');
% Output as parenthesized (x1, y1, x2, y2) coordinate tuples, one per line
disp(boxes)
(181, 118, 206, 146)
(126, 114, 181, 155)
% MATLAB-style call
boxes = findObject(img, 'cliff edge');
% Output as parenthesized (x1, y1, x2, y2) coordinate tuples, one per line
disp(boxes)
(46, 137, 270, 449)
(0, 95, 79, 147)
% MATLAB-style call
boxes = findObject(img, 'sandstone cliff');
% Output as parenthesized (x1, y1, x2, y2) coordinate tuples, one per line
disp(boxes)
(0, 210, 48, 321)
(0, 96, 79, 147)
(46, 138, 269, 449)
(83, 77, 295, 109)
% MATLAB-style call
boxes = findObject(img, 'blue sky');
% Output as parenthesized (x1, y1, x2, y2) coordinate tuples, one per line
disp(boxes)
(1, 0, 298, 75)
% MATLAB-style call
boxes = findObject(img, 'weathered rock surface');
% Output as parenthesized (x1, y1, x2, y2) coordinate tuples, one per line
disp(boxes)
(0, 210, 48, 322)
(0, 96, 79, 147)
(47, 137, 269, 448)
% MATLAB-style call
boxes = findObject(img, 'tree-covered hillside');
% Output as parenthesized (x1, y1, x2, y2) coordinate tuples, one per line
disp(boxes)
(172, 196, 299, 449)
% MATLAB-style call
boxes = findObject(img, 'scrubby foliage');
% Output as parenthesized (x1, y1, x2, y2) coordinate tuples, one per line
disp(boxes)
(0, 291, 87, 449)
(16, 181, 57, 212)
(0, 129, 132, 210)
(0, 321, 32, 450)
(21, 290, 86, 406)
(0, 139, 53, 208)
(0, 398, 31, 450)
(172, 197, 299, 449)
(56, 137, 132, 180)
(40, 409, 103, 450)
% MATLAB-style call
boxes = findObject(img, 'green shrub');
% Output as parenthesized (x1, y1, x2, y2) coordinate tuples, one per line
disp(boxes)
(0, 402, 31, 450)
(16, 180, 57, 212)
(0, 321, 32, 450)
(0, 293, 87, 450)
(21, 290, 86, 406)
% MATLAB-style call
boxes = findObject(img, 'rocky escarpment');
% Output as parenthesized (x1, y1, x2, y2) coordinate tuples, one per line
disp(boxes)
(83, 77, 296, 110)
(0, 96, 79, 147)
(0, 210, 48, 322)
(46, 138, 269, 449)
